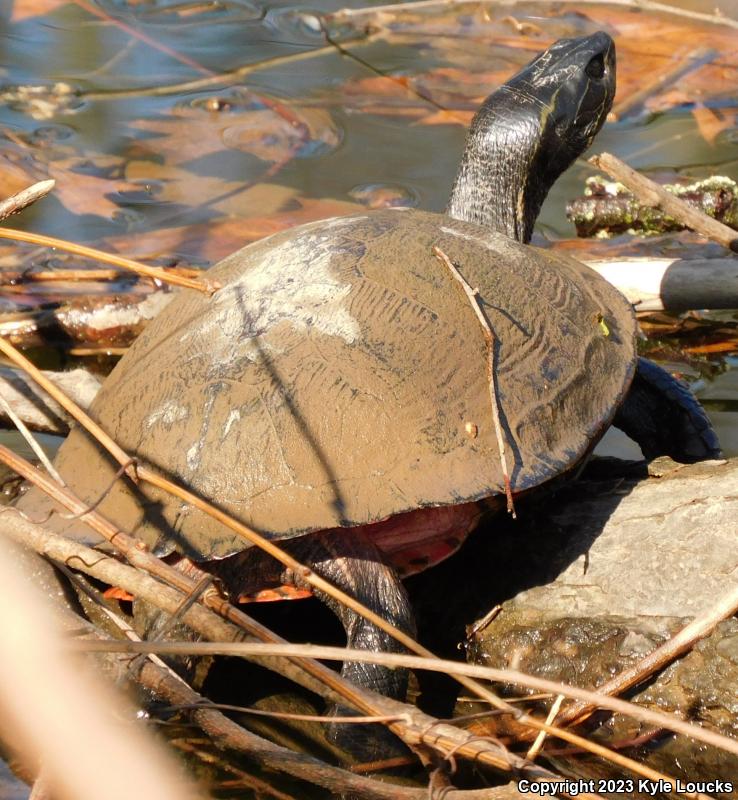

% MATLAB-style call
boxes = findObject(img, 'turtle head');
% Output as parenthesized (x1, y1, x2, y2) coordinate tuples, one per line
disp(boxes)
(447, 31, 615, 243)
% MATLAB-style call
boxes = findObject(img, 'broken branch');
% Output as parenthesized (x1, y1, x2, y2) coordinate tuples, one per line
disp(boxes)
(0, 227, 217, 294)
(433, 245, 516, 517)
(588, 153, 738, 253)
(0, 180, 55, 222)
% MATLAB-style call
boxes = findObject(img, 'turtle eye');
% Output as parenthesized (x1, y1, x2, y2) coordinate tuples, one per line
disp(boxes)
(585, 53, 606, 80)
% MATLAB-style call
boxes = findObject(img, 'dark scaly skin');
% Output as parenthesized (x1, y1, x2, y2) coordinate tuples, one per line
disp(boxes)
(613, 357, 722, 462)
(448, 32, 616, 243)
(447, 33, 720, 462)
(207, 529, 415, 757)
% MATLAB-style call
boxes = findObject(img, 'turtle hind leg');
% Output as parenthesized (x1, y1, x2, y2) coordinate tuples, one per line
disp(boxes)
(284, 527, 416, 761)
(613, 357, 722, 463)
(214, 528, 416, 760)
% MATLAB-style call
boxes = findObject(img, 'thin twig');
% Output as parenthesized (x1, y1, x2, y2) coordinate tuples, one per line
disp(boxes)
(0, 509, 590, 791)
(0, 180, 55, 223)
(7, 467, 715, 795)
(0, 227, 217, 294)
(67, 347, 129, 357)
(526, 694, 564, 761)
(0, 339, 136, 481)
(0, 392, 64, 485)
(172, 741, 299, 800)
(82, 44, 341, 102)
(57, 612, 420, 800)
(1, 449, 668, 794)
(167, 702, 408, 726)
(328, 0, 738, 31)
(0, 338, 703, 789)
(70, 640, 738, 764)
(57, 564, 188, 683)
(0, 366, 99, 435)
(433, 246, 515, 517)
(0, 329, 520, 716)
(0, 267, 201, 285)
(589, 153, 738, 253)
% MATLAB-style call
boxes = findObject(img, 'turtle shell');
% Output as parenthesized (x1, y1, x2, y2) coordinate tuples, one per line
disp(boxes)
(29, 209, 636, 559)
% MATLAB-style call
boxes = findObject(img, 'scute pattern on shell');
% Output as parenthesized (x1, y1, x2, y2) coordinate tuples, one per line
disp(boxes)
(30, 210, 636, 559)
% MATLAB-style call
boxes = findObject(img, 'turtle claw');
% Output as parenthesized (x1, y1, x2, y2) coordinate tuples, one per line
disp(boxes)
(326, 706, 409, 764)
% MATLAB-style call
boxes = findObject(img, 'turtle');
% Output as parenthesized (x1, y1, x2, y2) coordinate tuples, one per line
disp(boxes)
(22, 31, 720, 755)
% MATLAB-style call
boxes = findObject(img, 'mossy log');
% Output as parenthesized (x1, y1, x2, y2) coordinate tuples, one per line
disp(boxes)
(567, 176, 738, 238)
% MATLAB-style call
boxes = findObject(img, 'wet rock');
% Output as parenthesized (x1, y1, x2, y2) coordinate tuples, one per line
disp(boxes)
(465, 457, 738, 794)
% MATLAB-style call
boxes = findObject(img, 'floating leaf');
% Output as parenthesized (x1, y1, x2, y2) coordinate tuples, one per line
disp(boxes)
(692, 104, 738, 145)
(10, 0, 69, 21)
(130, 101, 341, 167)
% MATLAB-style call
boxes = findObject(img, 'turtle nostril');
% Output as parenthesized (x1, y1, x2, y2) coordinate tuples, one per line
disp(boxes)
(586, 53, 606, 80)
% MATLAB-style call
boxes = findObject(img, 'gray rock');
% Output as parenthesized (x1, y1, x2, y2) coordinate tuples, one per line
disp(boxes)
(466, 458, 738, 795)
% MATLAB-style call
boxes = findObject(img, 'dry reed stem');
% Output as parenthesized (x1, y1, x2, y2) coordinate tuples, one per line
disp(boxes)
(74, 640, 738, 763)
(0, 511, 586, 791)
(0, 180, 55, 223)
(53, 604, 421, 800)
(173, 741, 299, 800)
(589, 153, 738, 252)
(82, 43, 344, 102)
(0, 393, 63, 484)
(0, 445, 357, 710)
(328, 0, 738, 31)
(0, 267, 201, 285)
(172, 703, 408, 726)
(7, 462, 703, 796)
(0, 338, 136, 481)
(1, 456, 635, 796)
(0, 538, 203, 800)
(0, 452, 513, 776)
(0, 332, 518, 716)
(432, 245, 515, 516)
(526, 694, 565, 761)
(71, 576, 401, 800)
(0, 227, 217, 294)
(67, 347, 129, 357)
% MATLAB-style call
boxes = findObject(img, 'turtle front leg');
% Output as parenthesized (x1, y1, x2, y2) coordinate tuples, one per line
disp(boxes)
(613, 357, 722, 462)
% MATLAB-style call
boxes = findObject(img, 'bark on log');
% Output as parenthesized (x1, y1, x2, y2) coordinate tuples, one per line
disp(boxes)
(587, 155, 738, 253)
(567, 176, 738, 239)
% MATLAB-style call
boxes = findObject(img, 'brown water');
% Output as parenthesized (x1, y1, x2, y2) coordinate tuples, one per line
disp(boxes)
(2, 0, 736, 456)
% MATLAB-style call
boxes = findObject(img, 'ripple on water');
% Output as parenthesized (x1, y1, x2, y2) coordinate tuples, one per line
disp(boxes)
(264, 6, 325, 43)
